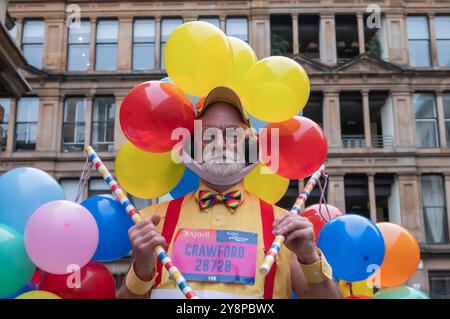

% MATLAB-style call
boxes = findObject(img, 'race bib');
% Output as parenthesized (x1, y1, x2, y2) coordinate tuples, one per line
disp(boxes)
(171, 228, 258, 285)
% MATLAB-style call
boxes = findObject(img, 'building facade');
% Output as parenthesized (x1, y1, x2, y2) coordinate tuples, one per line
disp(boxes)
(1, 0, 450, 297)
(0, 0, 30, 149)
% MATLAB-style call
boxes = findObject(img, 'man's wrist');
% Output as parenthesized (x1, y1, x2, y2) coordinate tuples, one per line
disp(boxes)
(297, 248, 333, 284)
(296, 250, 320, 265)
(134, 259, 155, 282)
(126, 261, 157, 296)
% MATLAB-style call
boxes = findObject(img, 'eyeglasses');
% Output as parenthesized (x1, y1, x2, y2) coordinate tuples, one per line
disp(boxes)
(200, 126, 249, 145)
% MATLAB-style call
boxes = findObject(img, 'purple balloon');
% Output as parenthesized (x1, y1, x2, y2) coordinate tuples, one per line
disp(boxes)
(24, 200, 99, 275)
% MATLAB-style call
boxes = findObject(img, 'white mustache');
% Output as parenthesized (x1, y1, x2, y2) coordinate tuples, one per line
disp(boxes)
(203, 148, 245, 164)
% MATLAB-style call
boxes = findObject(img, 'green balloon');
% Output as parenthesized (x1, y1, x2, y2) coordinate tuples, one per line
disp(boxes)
(374, 286, 430, 299)
(0, 223, 35, 297)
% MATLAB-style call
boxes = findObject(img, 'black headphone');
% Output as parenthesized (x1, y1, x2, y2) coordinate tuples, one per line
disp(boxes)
(184, 134, 259, 166)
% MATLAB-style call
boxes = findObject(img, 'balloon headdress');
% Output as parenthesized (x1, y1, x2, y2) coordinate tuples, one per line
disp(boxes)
(117, 21, 327, 203)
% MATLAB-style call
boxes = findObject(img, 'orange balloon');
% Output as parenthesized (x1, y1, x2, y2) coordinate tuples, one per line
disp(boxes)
(371, 222, 420, 288)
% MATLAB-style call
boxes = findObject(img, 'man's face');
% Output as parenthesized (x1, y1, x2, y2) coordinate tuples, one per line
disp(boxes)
(196, 102, 250, 177)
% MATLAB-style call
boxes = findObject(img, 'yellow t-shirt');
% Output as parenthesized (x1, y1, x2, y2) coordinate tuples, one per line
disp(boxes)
(140, 181, 293, 299)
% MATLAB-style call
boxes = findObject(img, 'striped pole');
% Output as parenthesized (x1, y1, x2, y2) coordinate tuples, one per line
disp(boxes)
(260, 165, 325, 275)
(85, 146, 199, 299)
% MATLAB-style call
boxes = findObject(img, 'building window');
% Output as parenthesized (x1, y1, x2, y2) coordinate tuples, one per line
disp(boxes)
(133, 19, 155, 71)
(340, 92, 365, 148)
(299, 14, 320, 60)
(161, 18, 183, 69)
(198, 16, 220, 29)
(414, 93, 439, 148)
(22, 20, 45, 69)
(335, 14, 359, 62)
(95, 20, 118, 71)
(304, 179, 327, 208)
(274, 180, 299, 210)
(364, 13, 382, 59)
(226, 17, 248, 42)
(435, 16, 450, 67)
(370, 91, 395, 148)
(112, 273, 127, 289)
(129, 194, 153, 210)
(374, 173, 396, 222)
(15, 97, 39, 151)
(302, 92, 323, 128)
(0, 98, 11, 151)
(62, 97, 86, 152)
(444, 93, 450, 147)
(421, 175, 448, 244)
(91, 96, 115, 152)
(270, 15, 292, 55)
(429, 271, 450, 299)
(407, 16, 431, 67)
(344, 174, 370, 219)
(67, 21, 90, 71)
(60, 179, 80, 202)
(88, 179, 110, 197)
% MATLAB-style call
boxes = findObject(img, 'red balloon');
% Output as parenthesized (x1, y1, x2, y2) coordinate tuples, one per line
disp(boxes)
(301, 204, 344, 243)
(31, 269, 42, 285)
(260, 116, 327, 179)
(346, 295, 373, 299)
(39, 261, 116, 299)
(120, 81, 195, 152)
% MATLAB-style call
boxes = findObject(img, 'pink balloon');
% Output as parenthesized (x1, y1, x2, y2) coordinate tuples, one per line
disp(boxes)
(24, 200, 99, 275)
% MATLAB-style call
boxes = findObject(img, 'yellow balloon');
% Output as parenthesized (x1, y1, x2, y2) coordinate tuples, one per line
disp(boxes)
(115, 141, 185, 199)
(240, 56, 310, 123)
(339, 280, 374, 298)
(164, 21, 233, 97)
(244, 163, 289, 204)
(226, 36, 258, 93)
(16, 290, 61, 299)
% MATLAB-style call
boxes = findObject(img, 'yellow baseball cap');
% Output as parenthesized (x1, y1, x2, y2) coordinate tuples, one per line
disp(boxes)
(195, 86, 251, 126)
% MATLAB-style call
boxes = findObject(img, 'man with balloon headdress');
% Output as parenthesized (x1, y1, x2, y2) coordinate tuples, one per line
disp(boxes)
(116, 21, 340, 299)
(117, 86, 341, 299)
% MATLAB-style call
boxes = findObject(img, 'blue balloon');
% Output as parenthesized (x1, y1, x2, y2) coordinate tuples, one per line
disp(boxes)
(170, 168, 200, 199)
(160, 76, 200, 106)
(0, 167, 65, 233)
(317, 214, 385, 282)
(2, 281, 37, 299)
(160, 76, 171, 83)
(249, 110, 305, 130)
(81, 195, 134, 262)
(248, 113, 269, 130)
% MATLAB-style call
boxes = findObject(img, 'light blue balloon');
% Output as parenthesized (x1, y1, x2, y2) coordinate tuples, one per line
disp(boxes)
(160, 76, 171, 83)
(170, 168, 200, 199)
(81, 194, 133, 262)
(374, 286, 430, 299)
(160, 76, 200, 107)
(248, 110, 303, 130)
(317, 214, 385, 282)
(248, 113, 269, 131)
(0, 167, 65, 233)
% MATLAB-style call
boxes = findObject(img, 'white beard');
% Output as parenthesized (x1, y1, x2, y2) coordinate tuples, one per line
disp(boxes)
(201, 148, 245, 177)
